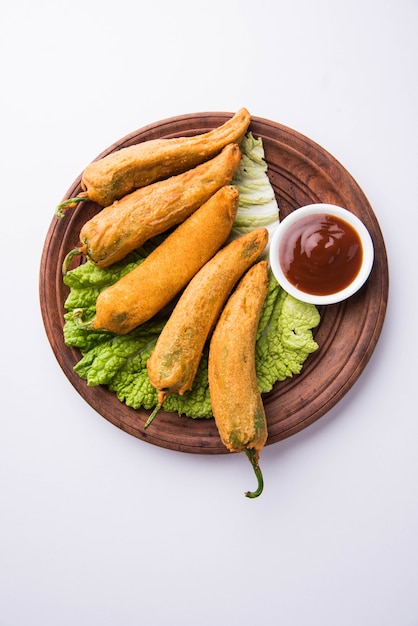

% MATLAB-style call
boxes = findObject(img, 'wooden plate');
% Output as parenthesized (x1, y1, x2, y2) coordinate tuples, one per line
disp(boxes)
(39, 112, 389, 454)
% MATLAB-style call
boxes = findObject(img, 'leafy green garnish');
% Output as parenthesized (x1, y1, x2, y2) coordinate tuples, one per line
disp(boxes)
(256, 275, 320, 391)
(231, 132, 280, 242)
(62, 132, 320, 419)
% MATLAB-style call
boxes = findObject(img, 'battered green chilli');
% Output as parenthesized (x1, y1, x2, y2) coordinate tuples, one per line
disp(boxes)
(208, 261, 270, 498)
(56, 107, 251, 215)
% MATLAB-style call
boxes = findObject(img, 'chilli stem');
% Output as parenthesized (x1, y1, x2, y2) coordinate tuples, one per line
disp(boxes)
(144, 403, 162, 429)
(244, 448, 264, 499)
(55, 193, 89, 218)
(62, 245, 86, 275)
(72, 308, 94, 330)
(144, 391, 168, 429)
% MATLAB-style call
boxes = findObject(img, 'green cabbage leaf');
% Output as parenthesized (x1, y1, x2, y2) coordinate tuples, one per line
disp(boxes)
(231, 132, 280, 244)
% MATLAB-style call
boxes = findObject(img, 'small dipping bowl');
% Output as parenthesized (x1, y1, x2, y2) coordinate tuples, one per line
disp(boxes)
(269, 203, 374, 305)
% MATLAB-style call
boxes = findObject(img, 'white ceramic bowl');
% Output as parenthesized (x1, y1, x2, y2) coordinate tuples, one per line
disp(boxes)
(269, 203, 374, 305)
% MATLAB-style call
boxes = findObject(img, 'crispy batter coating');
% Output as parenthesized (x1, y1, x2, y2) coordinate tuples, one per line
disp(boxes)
(80, 143, 242, 268)
(208, 261, 269, 454)
(82, 108, 251, 206)
(147, 228, 268, 403)
(90, 186, 239, 334)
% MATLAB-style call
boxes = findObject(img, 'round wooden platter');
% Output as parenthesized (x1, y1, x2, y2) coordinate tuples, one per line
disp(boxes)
(39, 112, 389, 454)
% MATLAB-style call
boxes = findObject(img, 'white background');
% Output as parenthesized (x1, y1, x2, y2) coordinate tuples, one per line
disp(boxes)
(1, 1, 417, 625)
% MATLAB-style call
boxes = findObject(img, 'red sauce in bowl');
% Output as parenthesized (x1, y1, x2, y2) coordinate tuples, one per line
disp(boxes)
(279, 213, 363, 296)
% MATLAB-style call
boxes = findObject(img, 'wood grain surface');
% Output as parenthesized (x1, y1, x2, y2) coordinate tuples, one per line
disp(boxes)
(39, 112, 389, 454)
